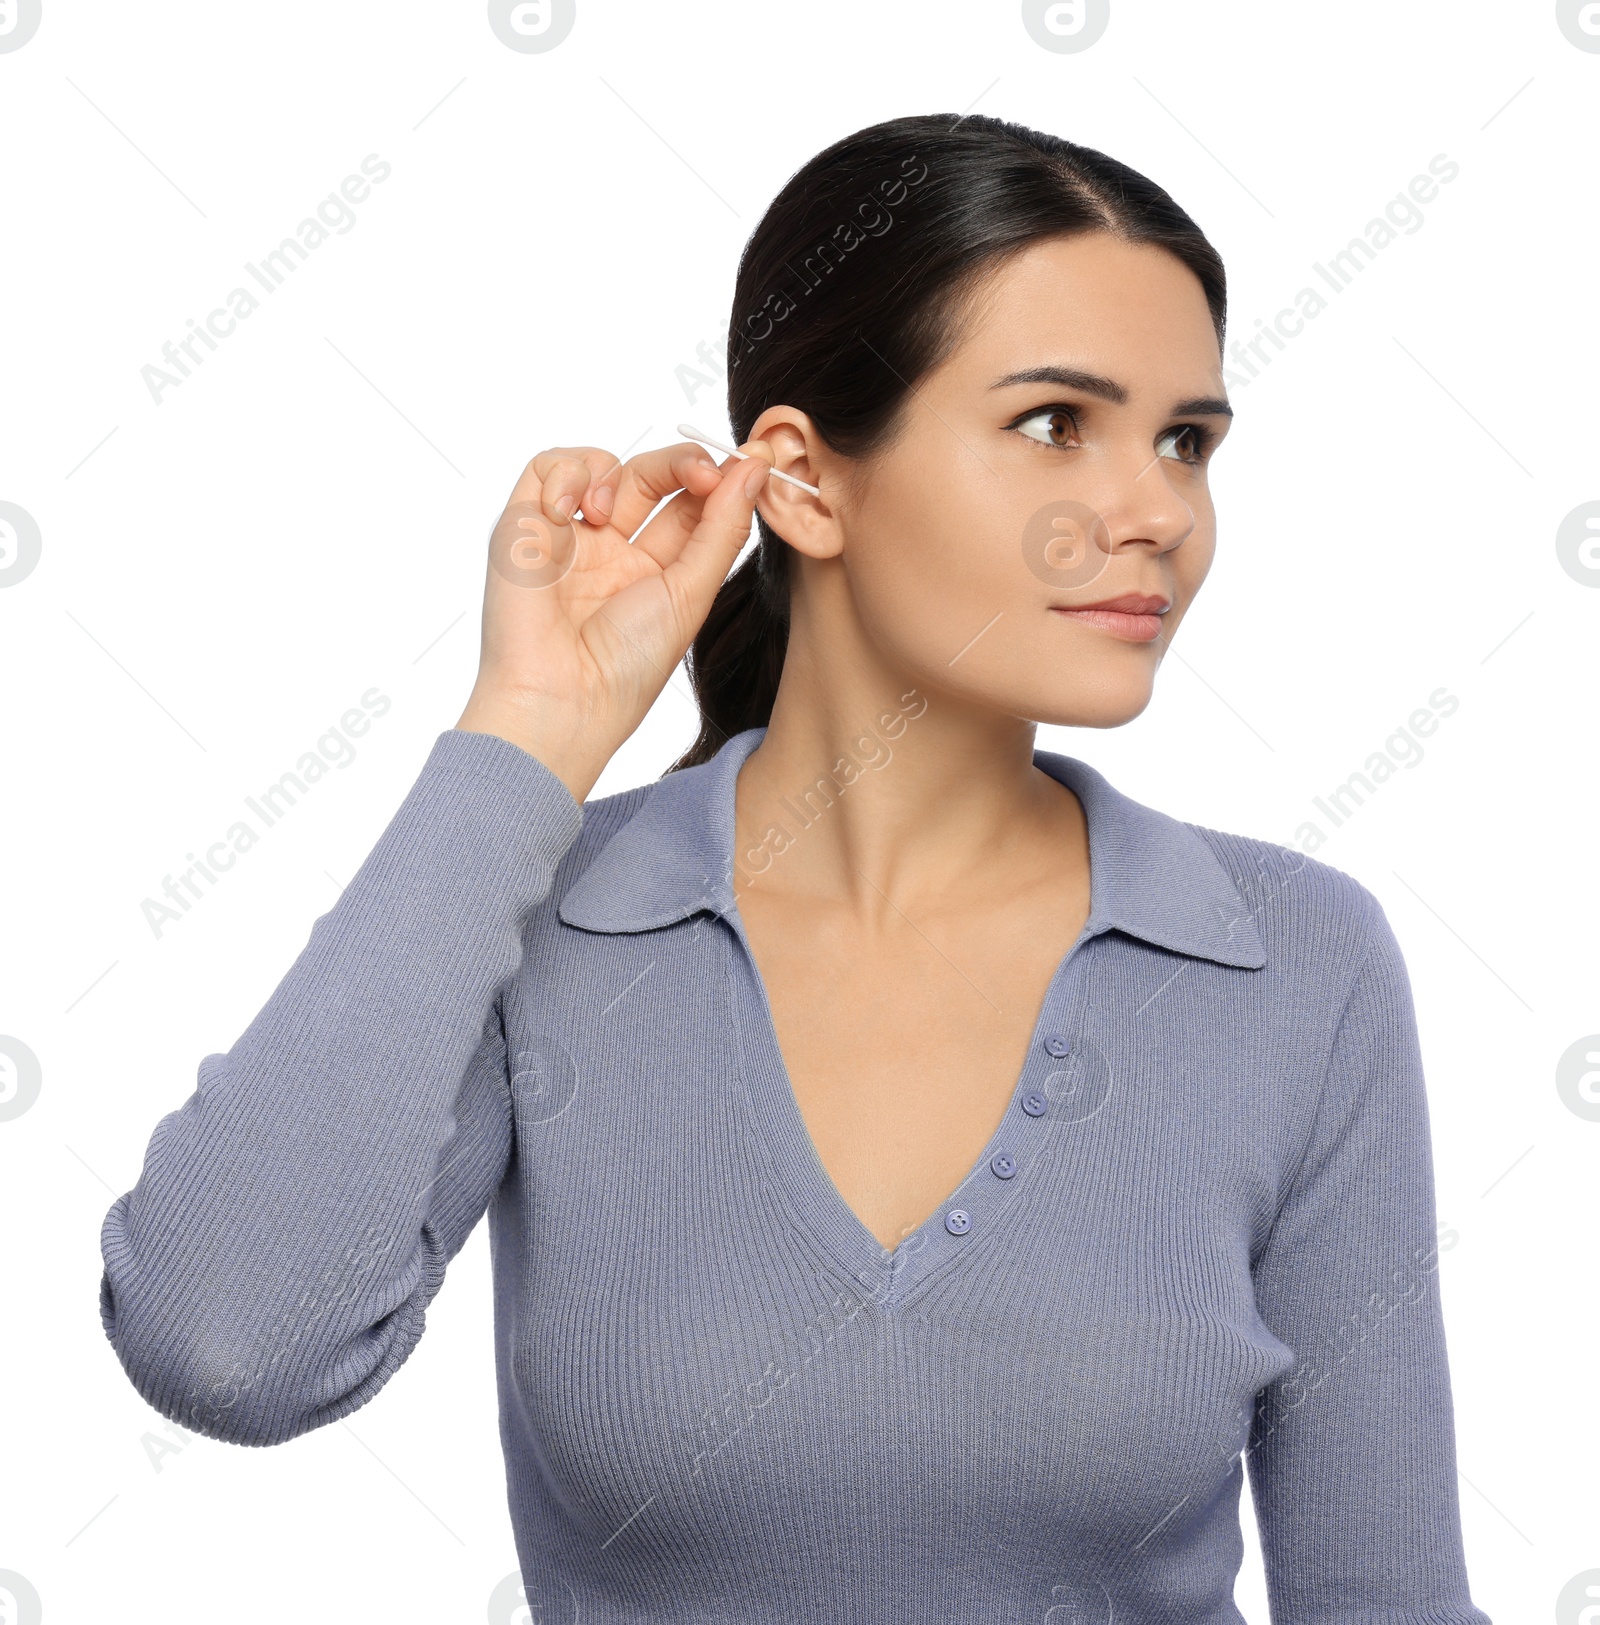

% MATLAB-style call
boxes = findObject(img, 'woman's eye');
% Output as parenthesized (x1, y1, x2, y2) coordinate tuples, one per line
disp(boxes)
(1156, 425, 1209, 464)
(1013, 407, 1082, 449)
(1012, 410, 1215, 462)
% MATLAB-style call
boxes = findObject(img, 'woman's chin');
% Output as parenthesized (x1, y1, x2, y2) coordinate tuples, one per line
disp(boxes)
(1026, 678, 1157, 731)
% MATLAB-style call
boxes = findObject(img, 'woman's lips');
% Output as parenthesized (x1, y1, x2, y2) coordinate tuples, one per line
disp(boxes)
(1050, 606, 1165, 642)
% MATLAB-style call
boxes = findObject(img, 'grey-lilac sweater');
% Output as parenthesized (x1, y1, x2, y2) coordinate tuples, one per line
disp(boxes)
(99, 723, 1492, 1624)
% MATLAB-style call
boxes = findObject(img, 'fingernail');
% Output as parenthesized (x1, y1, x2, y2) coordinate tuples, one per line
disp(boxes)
(695, 457, 717, 472)
(593, 485, 614, 515)
(742, 459, 770, 497)
(552, 495, 573, 521)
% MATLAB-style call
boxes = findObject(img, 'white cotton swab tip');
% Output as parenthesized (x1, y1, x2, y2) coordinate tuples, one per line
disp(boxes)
(676, 423, 821, 497)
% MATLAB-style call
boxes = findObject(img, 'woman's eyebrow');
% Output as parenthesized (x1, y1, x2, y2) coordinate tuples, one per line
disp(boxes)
(989, 365, 1232, 419)
(1173, 395, 1233, 418)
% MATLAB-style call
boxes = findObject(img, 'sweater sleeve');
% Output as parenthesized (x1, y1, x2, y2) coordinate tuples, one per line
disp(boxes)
(98, 728, 584, 1447)
(1245, 891, 1491, 1624)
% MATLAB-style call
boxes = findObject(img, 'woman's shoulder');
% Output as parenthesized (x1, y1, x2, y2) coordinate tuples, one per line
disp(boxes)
(1043, 749, 1390, 977)
(1180, 816, 1392, 977)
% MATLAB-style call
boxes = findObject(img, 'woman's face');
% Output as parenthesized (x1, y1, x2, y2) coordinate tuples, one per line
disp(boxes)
(755, 231, 1232, 730)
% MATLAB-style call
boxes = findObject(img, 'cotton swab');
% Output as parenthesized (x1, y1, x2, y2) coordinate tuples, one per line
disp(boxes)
(676, 423, 821, 497)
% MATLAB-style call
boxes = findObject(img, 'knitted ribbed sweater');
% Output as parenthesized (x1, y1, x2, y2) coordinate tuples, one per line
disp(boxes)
(99, 724, 1491, 1623)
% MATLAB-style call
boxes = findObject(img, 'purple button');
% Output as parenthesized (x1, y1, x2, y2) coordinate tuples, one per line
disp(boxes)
(944, 1208, 972, 1235)
(990, 1152, 1017, 1179)
(1021, 1090, 1048, 1116)
(1044, 1035, 1071, 1058)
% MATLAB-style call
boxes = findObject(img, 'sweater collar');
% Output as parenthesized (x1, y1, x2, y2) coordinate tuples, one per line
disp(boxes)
(557, 726, 1267, 969)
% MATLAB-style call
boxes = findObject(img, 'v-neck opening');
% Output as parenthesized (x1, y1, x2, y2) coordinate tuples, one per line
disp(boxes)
(720, 889, 1101, 1312)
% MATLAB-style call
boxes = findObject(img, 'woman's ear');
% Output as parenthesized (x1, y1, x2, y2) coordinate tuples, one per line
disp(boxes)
(743, 406, 843, 560)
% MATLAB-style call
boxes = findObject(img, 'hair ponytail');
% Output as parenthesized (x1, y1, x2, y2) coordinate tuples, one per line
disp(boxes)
(675, 539, 791, 759)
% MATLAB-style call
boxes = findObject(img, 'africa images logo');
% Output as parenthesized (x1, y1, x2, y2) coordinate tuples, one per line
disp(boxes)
(0, 502, 42, 587)
(0, 0, 42, 52)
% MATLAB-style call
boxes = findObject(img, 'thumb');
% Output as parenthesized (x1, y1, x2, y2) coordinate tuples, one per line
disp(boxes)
(662, 454, 772, 637)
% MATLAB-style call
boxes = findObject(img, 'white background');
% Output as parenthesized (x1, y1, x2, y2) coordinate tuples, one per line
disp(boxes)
(1, 2, 1593, 1621)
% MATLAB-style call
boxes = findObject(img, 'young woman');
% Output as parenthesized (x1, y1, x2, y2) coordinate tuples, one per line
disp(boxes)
(100, 114, 1491, 1622)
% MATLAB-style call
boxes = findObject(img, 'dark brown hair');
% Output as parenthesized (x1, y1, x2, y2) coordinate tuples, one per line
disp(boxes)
(668, 112, 1226, 773)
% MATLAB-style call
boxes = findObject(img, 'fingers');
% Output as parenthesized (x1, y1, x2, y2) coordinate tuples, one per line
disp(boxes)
(621, 438, 780, 568)
(500, 447, 614, 527)
(600, 441, 723, 538)
(500, 436, 775, 562)
(502, 440, 732, 535)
